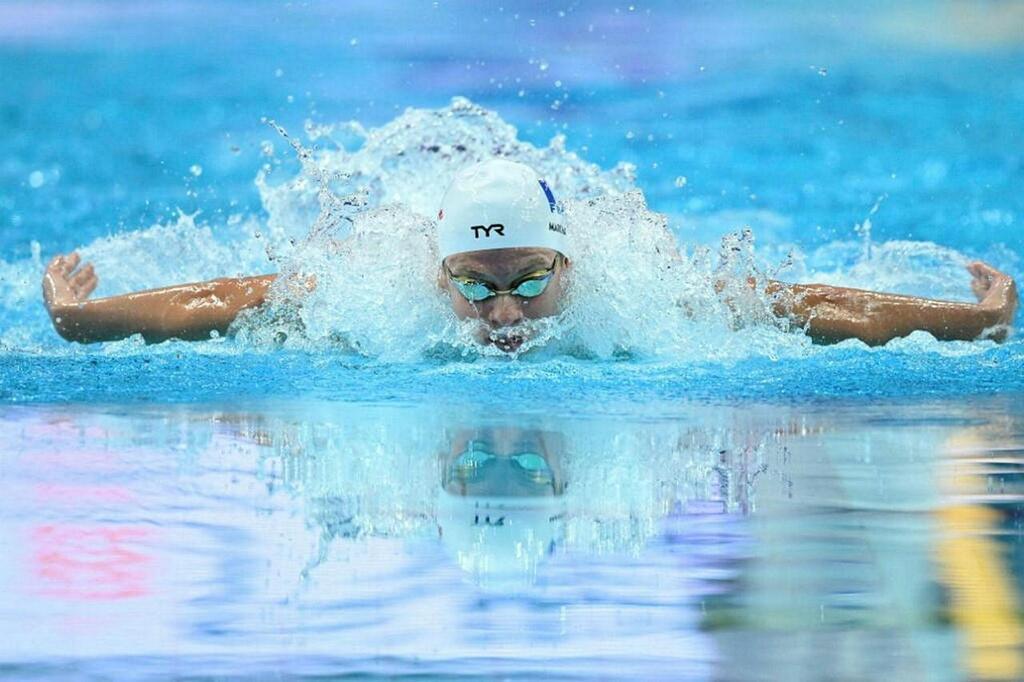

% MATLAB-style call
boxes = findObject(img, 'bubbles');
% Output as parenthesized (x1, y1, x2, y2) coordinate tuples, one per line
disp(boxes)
(28, 171, 44, 188)
(189, 164, 203, 177)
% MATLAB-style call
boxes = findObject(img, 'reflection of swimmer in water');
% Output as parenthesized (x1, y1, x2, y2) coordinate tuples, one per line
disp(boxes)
(43, 159, 1017, 351)
(437, 426, 566, 589)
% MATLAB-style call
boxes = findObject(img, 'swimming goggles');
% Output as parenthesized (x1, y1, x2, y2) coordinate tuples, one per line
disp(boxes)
(448, 444, 555, 487)
(445, 256, 558, 303)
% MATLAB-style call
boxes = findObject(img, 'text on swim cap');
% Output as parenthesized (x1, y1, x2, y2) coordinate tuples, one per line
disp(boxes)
(470, 224, 505, 238)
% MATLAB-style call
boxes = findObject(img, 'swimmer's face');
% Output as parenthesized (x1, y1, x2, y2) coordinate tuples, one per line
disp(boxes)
(439, 247, 571, 353)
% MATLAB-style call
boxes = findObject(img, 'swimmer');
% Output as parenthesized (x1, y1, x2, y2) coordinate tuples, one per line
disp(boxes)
(42, 159, 1018, 350)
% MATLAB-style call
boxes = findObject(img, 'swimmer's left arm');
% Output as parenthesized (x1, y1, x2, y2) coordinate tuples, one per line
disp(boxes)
(767, 261, 1018, 345)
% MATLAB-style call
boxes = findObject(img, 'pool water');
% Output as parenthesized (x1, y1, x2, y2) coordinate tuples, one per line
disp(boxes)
(1, 1, 1024, 679)
(3, 399, 1024, 680)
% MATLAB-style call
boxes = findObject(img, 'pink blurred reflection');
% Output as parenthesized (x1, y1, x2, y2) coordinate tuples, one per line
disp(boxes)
(31, 525, 152, 600)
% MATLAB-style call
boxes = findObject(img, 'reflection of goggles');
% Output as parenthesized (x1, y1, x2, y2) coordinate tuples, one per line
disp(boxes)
(448, 444, 554, 487)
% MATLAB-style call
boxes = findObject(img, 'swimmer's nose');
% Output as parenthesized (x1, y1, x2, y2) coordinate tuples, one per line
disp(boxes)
(485, 295, 525, 329)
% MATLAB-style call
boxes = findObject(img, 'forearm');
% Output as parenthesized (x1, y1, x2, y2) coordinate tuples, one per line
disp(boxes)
(50, 275, 276, 343)
(768, 281, 1007, 345)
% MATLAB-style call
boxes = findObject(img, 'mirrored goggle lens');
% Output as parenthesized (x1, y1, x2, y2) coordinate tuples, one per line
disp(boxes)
(512, 274, 552, 298)
(454, 449, 495, 469)
(453, 280, 494, 302)
(512, 452, 552, 477)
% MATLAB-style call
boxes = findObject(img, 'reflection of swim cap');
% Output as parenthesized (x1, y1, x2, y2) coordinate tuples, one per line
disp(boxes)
(436, 490, 564, 592)
(437, 159, 569, 261)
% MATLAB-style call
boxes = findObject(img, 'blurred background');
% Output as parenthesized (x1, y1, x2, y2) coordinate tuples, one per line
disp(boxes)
(2, 0, 1022, 260)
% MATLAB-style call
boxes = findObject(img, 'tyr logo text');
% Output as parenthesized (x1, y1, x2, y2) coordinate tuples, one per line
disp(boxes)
(470, 224, 505, 239)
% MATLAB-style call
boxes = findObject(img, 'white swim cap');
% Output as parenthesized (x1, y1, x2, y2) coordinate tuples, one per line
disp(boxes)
(436, 159, 569, 261)
(436, 491, 563, 592)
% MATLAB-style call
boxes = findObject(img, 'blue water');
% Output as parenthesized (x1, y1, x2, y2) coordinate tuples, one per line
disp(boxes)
(2, 1, 1024, 679)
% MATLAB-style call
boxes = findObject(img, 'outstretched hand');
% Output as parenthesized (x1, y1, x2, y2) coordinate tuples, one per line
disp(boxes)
(968, 260, 1018, 340)
(42, 252, 98, 313)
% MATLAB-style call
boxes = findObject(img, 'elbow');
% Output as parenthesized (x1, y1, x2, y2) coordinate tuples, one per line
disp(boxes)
(48, 306, 91, 343)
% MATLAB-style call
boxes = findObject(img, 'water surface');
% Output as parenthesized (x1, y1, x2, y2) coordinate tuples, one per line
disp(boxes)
(2, 398, 1023, 679)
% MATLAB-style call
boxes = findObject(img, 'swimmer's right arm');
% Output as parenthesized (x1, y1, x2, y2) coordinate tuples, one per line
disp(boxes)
(42, 252, 278, 344)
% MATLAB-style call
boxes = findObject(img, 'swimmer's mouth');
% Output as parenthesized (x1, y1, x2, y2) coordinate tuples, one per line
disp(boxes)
(488, 333, 525, 353)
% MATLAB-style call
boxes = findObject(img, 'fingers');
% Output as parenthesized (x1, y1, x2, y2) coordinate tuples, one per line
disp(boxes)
(76, 273, 98, 298)
(42, 253, 97, 305)
(60, 252, 81, 275)
(47, 254, 68, 275)
(966, 260, 1006, 301)
(967, 260, 1004, 279)
(46, 252, 81, 277)
(69, 263, 97, 298)
(967, 262, 1017, 325)
(69, 262, 93, 285)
